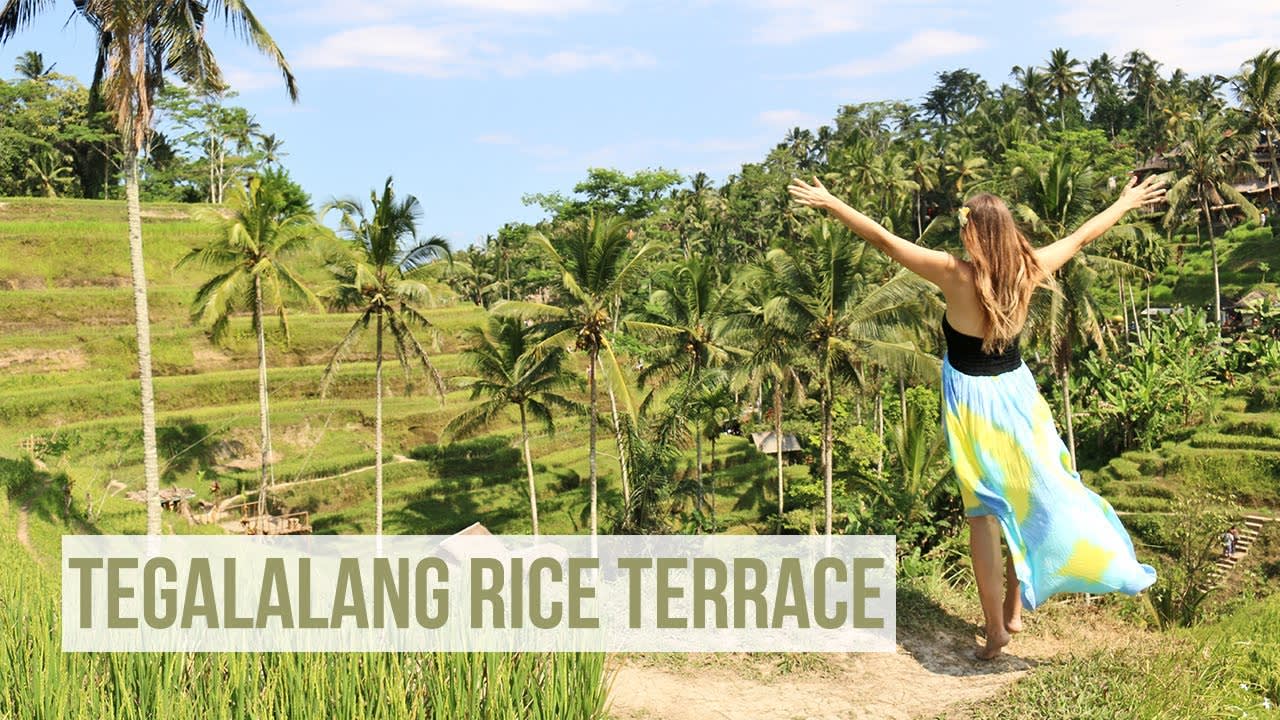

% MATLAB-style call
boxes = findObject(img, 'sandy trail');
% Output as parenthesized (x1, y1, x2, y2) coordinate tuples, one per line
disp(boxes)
(15, 502, 31, 552)
(606, 604, 1137, 720)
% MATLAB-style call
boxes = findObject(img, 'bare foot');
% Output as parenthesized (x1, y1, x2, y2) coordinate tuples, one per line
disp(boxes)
(1004, 591, 1022, 633)
(975, 628, 1011, 661)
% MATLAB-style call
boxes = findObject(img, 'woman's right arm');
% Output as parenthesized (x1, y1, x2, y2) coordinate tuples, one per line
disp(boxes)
(788, 177, 963, 292)
(1035, 174, 1166, 274)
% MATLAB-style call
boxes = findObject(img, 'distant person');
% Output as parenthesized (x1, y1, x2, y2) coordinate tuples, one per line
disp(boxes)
(1223, 528, 1236, 558)
(790, 173, 1162, 660)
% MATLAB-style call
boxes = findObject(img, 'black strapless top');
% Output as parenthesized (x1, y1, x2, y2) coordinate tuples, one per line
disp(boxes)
(942, 314, 1023, 376)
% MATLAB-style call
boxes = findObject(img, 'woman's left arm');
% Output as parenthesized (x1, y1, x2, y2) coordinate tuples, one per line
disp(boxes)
(788, 176, 962, 291)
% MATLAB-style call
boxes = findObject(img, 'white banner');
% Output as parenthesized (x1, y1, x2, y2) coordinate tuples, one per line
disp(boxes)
(62, 534, 895, 652)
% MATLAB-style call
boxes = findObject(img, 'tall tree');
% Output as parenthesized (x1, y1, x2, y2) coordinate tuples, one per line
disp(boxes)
(494, 213, 655, 537)
(636, 258, 744, 525)
(1010, 65, 1049, 121)
(739, 280, 808, 525)
(445, 316, 580, 536)
(922, 69, 989, 126)
(760, 221, 936, 535)
(0, 0, 298, 534)
(1234, 48, 1280, 204)
(1085, 53, 1118, 103)
(1044, 47, 1083, 131)
(1163, 114, 1262, 324)
(180, 176, 324, 519)
(322, 177, 450, 537)
(13, 48, 52, 79)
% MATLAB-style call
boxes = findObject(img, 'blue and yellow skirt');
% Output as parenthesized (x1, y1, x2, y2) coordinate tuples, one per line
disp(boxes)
(941, 355, 1158, 610)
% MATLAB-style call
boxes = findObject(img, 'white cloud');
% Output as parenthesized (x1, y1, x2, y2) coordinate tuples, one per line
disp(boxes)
(296, 24, 650, 77)
(1052, 0, 1280, 75)
(475, 133, 569, 159)
(434, 0, 610, 14)
(296, 25, 471, 76)
(747, 0, 875, 44)
(509, 48, 655, 74)
(812, 29, 985, 78)
(283, 0, 612, 24)
(476, 133, 519, 145)
(757, 109, 825, 130)
(222, 66, 288, 93)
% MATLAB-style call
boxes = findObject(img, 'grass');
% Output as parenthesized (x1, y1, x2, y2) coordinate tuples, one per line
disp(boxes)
(1148, 224, 1280, 307)
(0, 458, 612, 720)
(964, 594, 1280, 719)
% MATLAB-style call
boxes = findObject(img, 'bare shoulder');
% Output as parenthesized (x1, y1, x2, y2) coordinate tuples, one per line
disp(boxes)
(937, 254, 974, 292)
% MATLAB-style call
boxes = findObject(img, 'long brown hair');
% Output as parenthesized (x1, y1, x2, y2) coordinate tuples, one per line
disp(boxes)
(959, 193, 1051, 353)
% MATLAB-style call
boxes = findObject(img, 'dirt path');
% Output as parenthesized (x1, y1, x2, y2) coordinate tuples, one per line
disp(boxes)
(606, 606, 1141, 720)
(15, 501, 31, 553)
(226, 454, 416, 503)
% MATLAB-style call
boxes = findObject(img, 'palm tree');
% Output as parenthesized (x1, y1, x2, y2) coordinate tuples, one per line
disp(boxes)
(180, 176, 324, 518)
(1010, 65, 1049, 121)
(1121, 50, 1162, 130)
(688, 371, 736, 526)
(13, 49, 52, 79)
(322, 177, 450, 537)
(1013, 150, 1150, 467)
(444, 316, 580, 536)
(493, 213, 655, 537)
(1164, 114, 1262, 324)
(636, 258, 744, 524)
(1234, 49, 1280, 204)
(258, 132, 287, 169)
(1085, 53, 1118, 103)
(1044, 48, 1083, 131)
(738, 285, 808, 524)
(24, 150, 72, 196)
(943, 145, 989, 200)
(0, 0, 298, 535)
(904, 141, 939, 237)
(759, 221, 937, 535)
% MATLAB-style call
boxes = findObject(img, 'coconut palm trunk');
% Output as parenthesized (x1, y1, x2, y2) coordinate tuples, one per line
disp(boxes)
(875, 393, 885, 475)
(774, 385, 784, 519)
(915, 190, 923, 238)
(518, 404, 540, 536)
(606, 382, 630, 513)
(1059, 359, 1077, 471)
(821, 377, 834, 536)
(124, 148, 162, 536)
(1118, 275, 1128, 341)
(375, 310, 385, 537)
(253, 275, 274, 518)
(588, 348, 599, 537)
(708, 433, 716, 526)
(1203, 194, 1222, 326)
(694, 431, 704, 518)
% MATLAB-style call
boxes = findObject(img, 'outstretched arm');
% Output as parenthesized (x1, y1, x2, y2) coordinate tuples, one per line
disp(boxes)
(787, 176, 962, 291)
(1035, 174, 1166, 275)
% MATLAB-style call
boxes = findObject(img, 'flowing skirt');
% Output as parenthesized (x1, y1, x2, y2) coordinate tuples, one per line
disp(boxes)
(941, 355, 1157, 610)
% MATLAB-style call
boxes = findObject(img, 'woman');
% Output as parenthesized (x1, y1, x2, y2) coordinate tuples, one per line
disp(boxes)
(788, 175, 1162, 660)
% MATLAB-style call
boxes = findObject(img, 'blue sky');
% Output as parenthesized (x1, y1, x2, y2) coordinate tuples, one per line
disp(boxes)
(2, 0, 1278, 248)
